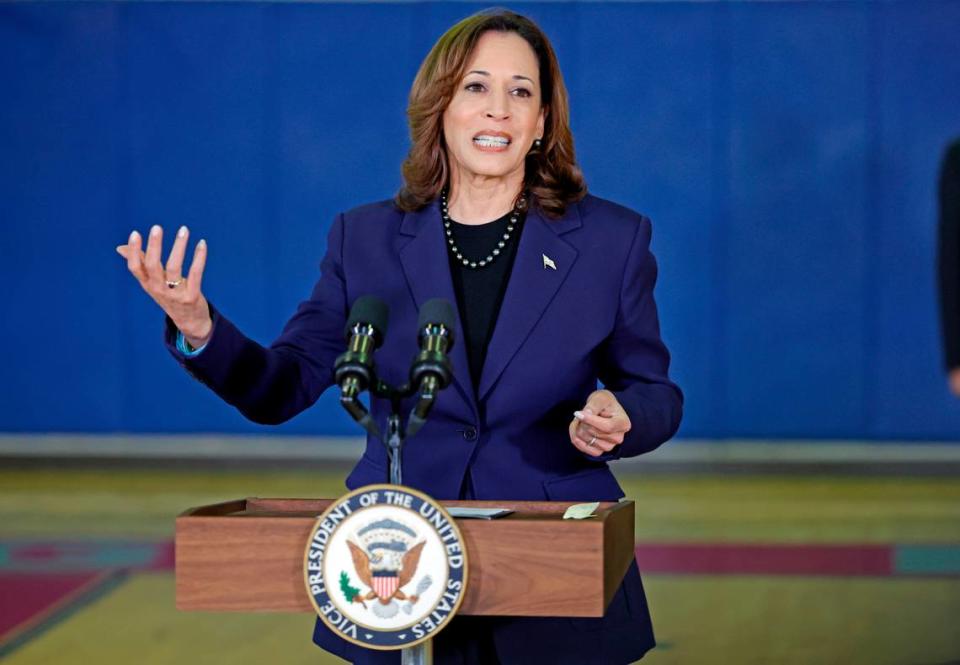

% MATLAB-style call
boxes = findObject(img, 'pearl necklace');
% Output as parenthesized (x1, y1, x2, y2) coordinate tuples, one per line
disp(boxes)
(440, 188, 526, 270)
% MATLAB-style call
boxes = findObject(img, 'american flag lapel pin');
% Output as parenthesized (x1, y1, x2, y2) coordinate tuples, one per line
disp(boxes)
(542, 254, 557, 270)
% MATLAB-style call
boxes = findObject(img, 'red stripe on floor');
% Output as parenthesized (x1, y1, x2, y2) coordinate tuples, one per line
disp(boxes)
(0, 572, 100, 642)
(145, 540, 175, 571)
(635, 543, 894, 576)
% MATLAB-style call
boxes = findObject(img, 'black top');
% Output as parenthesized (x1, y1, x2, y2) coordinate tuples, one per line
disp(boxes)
(939, 138, 960, 369)
(446, 208, 525, 390)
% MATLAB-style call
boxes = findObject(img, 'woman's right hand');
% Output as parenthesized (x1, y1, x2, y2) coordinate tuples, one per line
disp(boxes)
(116, 225, 213, 348)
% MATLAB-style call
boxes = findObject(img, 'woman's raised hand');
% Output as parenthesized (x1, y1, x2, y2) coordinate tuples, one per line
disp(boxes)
(116, 225, 213, 348)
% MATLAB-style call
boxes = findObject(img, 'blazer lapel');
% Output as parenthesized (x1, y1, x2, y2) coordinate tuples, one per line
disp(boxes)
(477, 203, 581, 401)
(398, 201, 477, 415)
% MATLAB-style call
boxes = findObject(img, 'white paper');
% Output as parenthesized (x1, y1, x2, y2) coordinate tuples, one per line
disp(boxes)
(562, 502, 600, 520)
(446, 507, 513, 520)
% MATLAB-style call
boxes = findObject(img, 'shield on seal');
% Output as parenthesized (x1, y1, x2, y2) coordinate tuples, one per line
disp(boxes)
(371, 572, 400, 601)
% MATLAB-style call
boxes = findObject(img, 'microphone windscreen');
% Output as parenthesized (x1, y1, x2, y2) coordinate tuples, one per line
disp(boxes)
(418, 298, 456, 332)
(344, 295, 389, 342)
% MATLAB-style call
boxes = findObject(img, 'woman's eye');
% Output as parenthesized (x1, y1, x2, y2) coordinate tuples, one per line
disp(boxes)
(512, 88, 532, 98)
(465, 82, 485, 92)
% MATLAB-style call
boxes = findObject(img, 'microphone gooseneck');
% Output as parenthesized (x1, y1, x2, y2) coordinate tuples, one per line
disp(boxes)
(334, 296, 389, 438)
(407, 298, 456, 435)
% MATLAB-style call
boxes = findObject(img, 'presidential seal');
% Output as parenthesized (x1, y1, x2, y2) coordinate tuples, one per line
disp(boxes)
(304, 484, 468, 650)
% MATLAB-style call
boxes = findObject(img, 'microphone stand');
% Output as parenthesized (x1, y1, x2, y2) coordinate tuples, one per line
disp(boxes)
(337, 320, 451, 665)
(341, 380, 435, 665)
(338, 380, 413, 485)
(382, 391, 406, 486)
(362, 378, 433, 486)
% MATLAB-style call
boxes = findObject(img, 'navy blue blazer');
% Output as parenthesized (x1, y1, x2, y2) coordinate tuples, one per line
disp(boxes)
(166, 193, 683, 664)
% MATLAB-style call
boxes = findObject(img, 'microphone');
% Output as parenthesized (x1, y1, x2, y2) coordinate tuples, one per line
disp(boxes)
(334, 296, 389, 435)
(407, 298, 456, 432)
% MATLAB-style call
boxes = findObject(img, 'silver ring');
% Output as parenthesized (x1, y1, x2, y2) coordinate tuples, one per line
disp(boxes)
(589, 435, 598, 448)
(166, 278, 184, 289)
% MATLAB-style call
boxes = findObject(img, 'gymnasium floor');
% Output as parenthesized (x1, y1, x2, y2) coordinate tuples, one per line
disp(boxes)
(1, 464, 959, 664)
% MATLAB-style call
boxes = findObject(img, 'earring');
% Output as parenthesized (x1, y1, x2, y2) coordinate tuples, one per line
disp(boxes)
(534, 138, 542, 148)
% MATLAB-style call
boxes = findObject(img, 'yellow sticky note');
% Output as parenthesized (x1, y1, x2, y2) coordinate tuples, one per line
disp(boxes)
(562, 502, 599, 520)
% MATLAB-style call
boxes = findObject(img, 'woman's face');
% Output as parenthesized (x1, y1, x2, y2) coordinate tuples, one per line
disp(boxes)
(442, 31, 546, 189)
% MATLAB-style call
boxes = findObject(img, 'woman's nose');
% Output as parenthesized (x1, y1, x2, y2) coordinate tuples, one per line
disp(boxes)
(484, 89, 510, 120)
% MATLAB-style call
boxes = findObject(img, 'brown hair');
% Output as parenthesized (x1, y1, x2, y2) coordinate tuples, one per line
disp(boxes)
(395, 8, 586, 219)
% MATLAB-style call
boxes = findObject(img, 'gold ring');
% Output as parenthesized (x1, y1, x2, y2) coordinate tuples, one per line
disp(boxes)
(166, 278, 184, 289)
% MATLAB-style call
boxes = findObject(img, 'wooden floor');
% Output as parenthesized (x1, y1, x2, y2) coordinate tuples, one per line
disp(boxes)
(1, 466, 959, 664)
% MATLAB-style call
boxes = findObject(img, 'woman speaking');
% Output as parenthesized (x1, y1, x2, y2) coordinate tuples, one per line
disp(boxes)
(117, 9, 682, 664)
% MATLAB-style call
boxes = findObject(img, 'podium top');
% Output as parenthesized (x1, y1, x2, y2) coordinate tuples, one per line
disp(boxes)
(181, 497, 625, 521)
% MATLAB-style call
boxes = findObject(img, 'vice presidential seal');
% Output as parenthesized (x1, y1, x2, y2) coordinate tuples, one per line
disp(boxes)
(304, 485, 468, 650)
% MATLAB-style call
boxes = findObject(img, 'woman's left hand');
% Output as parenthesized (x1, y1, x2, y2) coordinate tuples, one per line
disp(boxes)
(568, 389, 631, 457)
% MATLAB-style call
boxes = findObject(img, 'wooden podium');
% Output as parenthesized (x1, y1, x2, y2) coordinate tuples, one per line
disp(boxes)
(176, 498, 635, 618)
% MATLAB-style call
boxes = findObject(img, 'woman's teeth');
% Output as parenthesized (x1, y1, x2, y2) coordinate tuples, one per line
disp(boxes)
(473, 136, 510, 148)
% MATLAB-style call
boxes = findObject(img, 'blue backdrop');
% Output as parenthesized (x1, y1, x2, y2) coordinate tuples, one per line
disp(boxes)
(2, 1, 959, 440)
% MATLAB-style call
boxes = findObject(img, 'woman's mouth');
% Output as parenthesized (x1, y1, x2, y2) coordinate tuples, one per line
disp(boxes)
(473, 134, 511, 152)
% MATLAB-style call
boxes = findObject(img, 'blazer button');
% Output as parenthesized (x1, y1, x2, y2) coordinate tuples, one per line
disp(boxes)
(462, 427, 478, 442)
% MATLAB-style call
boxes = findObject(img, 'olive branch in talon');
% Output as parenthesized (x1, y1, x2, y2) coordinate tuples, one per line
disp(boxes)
(339, 571, 367, 609)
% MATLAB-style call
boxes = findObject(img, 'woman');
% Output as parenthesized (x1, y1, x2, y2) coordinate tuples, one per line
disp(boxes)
(117, 9, 682, 664)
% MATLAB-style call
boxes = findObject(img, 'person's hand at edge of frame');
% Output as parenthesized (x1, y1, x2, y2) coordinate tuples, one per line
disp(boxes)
(949, 368, 960, 397)
(116, 225, 213, 349)
(568, 389, 631, 457)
